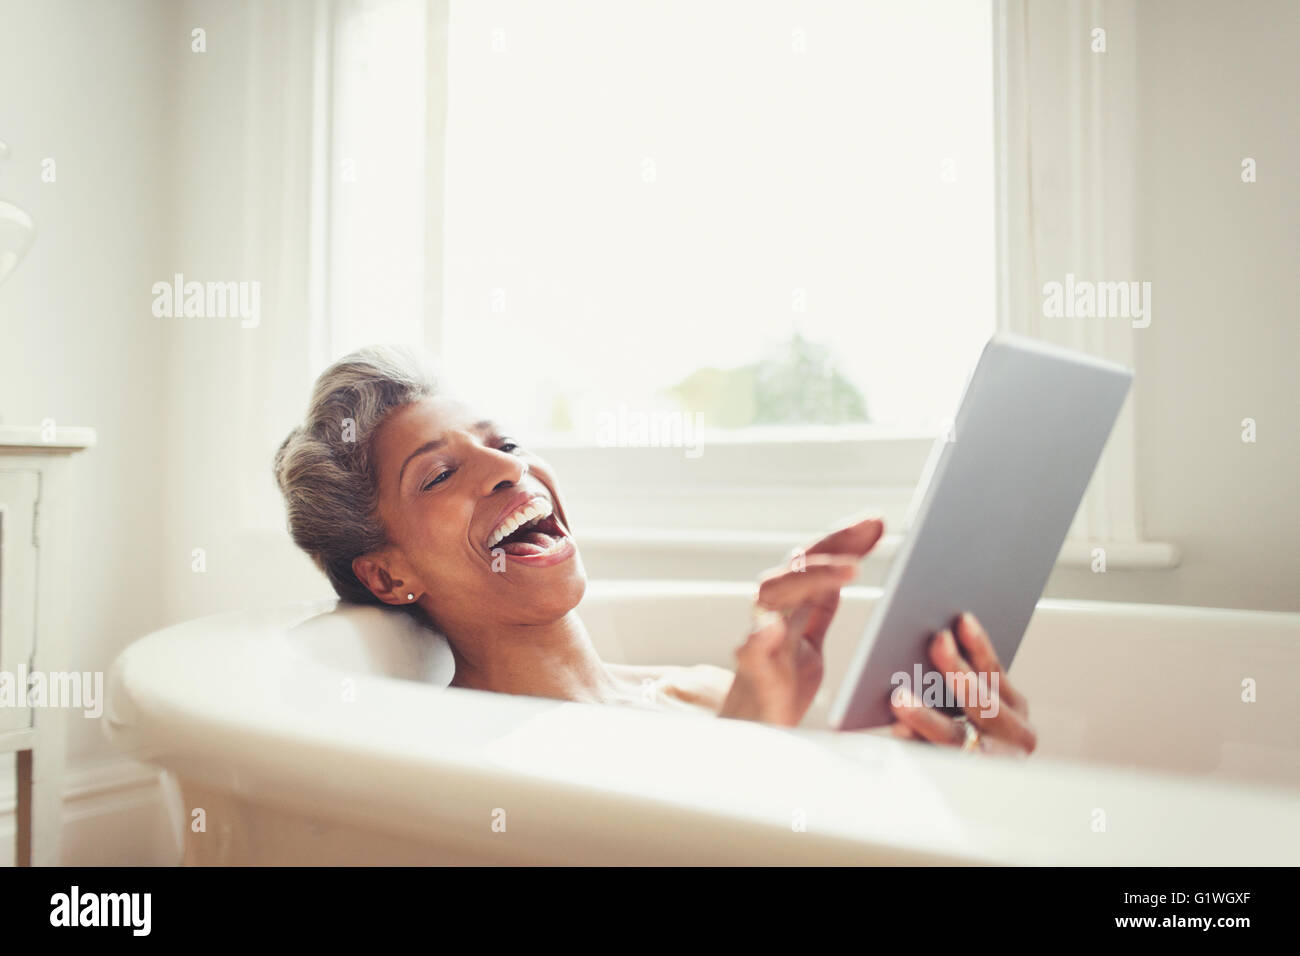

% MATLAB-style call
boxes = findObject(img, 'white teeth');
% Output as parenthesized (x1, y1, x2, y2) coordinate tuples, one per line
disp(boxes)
(487, 497, 554, 548)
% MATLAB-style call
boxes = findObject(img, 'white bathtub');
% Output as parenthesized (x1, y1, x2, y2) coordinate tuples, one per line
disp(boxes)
(103, 582, 1300, 865)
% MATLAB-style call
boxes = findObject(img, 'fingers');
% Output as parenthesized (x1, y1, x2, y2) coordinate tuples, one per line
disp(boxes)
(928, 628, 1037, 753)
(749, 519, 880, 655)
(731, 615, 802, 726)
(886, 614, 1037, 756)
(954, 613, 1028, 716)
(735, 616, 786, 686)
(756, 557, 856, 655)
(742, 611, 787, 655)
(796, 591, 841, 654)
(782, 605, 814, 660)
(756, 556, 858, 610)
(804, 516, 885, 559)
(888, 687, 966, 746)
(743, 608, 811, 668)
(951, 612, 1004, 679)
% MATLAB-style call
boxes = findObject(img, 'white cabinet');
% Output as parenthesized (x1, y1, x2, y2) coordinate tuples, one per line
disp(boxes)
(0, 427, 94, 866)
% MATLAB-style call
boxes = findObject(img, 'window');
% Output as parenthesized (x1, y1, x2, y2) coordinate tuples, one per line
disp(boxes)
(440, 0, 996, 444)
(326, 0, 434, 359)
(324, 0, 1000, 556)
(280, 0, 1170, 569)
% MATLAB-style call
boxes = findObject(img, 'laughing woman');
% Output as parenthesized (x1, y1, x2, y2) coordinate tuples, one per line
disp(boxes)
(273, 346, 1036, 755)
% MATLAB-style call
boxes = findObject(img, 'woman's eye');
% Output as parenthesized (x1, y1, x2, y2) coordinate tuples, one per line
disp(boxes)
(498, 440, 519, 453)
(422, 469, 453, 491)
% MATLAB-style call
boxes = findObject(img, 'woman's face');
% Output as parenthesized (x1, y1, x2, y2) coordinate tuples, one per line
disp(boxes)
(356, 395, 586, 631)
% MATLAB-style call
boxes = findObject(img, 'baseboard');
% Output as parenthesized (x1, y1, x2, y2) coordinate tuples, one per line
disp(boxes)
(0, 753, 179, 866)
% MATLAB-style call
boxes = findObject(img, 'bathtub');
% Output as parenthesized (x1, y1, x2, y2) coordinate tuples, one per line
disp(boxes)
(103, 581, 1300, 865)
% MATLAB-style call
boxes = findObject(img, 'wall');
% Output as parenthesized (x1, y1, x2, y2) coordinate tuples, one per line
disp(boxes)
(0, 0, 335, 864)
(1044, 0, 1300, 611)
(0, 0, 179, 861)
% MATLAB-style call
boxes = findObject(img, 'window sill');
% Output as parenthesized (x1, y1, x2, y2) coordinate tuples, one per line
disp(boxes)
(532, 435, 938, 535)
(575, 527, 1181, 572)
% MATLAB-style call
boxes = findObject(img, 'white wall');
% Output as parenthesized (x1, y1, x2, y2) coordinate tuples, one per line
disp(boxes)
(0, 0, 333, 864)
(0, 0, 175, 828)
(158, 0, 336, 629)
(1043, 0, 1300, 611)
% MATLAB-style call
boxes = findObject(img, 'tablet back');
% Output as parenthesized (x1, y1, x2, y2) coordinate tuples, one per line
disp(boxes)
(828, 334, 1133, 731)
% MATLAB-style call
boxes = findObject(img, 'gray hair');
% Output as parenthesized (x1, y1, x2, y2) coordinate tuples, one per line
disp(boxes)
(273, 345, 438, 609)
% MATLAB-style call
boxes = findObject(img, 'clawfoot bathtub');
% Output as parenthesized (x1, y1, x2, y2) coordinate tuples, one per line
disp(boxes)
(103, 582, 1300, 865)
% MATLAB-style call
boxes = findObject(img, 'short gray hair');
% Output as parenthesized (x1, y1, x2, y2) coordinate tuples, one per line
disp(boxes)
(273, 345, 438, 608)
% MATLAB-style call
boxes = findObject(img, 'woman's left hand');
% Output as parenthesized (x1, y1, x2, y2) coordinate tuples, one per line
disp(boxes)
(888, 612, 1037, 756)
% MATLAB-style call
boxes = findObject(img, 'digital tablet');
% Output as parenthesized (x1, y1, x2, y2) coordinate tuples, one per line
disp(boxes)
(828, 334, 1133, 731)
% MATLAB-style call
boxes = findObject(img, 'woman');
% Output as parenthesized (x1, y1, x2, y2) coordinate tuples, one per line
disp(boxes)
(274, 346, 1036, 755)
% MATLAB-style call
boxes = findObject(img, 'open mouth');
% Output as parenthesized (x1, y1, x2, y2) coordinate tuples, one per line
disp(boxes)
(485, 496, 571, 558)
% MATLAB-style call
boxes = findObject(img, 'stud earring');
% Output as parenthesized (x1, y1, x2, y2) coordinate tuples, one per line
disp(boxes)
(407, 593, 414, 601)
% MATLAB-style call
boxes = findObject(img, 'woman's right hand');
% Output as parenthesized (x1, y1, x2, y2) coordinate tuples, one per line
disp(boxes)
(719, 516, 885, 726)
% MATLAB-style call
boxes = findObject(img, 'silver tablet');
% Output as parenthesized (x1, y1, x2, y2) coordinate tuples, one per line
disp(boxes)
(828, 334, 1133, 731)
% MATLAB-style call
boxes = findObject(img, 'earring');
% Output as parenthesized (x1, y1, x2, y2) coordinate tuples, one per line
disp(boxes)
(406, 593, 414, 601)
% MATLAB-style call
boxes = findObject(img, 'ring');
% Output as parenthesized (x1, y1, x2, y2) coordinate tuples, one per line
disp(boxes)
(955, 716, 982, 754)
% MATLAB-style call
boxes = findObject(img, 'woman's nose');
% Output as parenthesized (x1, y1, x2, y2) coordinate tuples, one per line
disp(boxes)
(484, 455, 529, 495)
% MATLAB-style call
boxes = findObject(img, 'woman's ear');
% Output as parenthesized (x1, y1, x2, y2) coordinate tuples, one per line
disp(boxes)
(351, 551, 414, 605)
